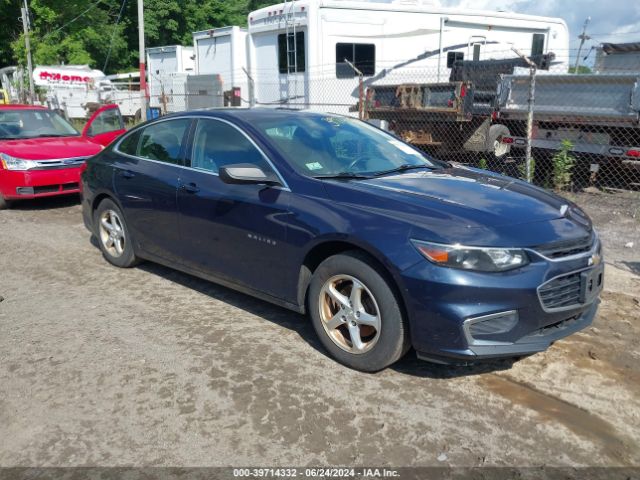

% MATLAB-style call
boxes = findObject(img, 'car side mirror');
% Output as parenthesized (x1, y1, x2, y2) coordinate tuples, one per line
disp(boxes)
(219, 164, 282, 186)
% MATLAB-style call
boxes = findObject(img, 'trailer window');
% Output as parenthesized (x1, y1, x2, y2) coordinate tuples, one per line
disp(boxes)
(532, 34, 545, 57)
(278, 31, 306, 74)
(336, 43, 375, 78)
(447, 51, 464, 68)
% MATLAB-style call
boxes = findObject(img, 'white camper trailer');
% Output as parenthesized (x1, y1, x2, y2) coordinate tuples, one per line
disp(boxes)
(147, 45, 195, 111)
(246, 0, 569, 111)
(193, 26, 250, 104)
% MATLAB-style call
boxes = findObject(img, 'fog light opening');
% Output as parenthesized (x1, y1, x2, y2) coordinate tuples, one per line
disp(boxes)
(466, 310, 519, 342)
(16, 187, 34, 195)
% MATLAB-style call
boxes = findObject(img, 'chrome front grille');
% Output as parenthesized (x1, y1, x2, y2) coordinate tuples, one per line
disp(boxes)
(538, 272, 582, 310)
(534, 231, 595, 259)
(32, 157, 87, 170)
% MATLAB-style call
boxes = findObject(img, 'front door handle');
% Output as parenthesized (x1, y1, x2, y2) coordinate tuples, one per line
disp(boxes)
(119, 170, 135, 179)
(180, 182, 200, 194)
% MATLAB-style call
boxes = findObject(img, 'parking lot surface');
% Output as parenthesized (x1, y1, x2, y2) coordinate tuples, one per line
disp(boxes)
(1, 193, 639, 467)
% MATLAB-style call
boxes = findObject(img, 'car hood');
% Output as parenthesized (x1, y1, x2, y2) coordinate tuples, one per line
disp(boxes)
(0, 136, 102, 160)
(320, 166, 593, 246)
(346, 167, 568, 226)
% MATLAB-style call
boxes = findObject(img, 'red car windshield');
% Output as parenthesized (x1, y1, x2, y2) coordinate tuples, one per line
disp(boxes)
(0, 109, 80, 140)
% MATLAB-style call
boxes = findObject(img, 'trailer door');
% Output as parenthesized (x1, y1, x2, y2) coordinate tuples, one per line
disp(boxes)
(196, 35, 232, 75)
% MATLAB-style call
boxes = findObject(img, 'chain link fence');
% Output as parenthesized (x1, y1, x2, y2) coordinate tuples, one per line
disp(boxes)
(145, 48, 640, 196)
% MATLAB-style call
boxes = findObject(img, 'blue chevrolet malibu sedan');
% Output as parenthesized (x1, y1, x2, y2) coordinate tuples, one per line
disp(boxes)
(81, 109, 603, 371)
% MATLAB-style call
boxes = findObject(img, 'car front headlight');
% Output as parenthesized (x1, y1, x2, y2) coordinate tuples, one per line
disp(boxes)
(412, 239, 529, 272)
(0, 153, 36, 171)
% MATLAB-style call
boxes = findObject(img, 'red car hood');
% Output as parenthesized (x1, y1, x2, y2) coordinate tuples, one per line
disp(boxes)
(0, 136, 103, 160)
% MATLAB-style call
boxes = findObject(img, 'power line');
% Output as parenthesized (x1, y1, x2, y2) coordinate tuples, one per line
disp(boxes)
(41, 0, 106, 40)
(589, 31, 640, 38)
(103, 0, 128, 72)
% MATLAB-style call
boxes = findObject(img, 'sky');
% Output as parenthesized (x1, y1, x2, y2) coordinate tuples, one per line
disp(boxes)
(440, 0, 640, 58)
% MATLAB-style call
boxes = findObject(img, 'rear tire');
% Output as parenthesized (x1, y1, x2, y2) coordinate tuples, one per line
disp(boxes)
(94, 198, 139, 268)
(308, 251, 410, 372)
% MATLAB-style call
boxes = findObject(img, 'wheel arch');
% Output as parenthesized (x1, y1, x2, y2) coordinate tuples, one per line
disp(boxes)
(92, 190, 124, 217)
(90, 191, 128, 238)
(296, 239, 408, 321)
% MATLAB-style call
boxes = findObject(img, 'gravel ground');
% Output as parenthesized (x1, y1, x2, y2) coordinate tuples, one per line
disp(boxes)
(0, 193, 639, 468)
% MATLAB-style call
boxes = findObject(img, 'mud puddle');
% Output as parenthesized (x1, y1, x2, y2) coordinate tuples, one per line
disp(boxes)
(482, 374, 634, 465)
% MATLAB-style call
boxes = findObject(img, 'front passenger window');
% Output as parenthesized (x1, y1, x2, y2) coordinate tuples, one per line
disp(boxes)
(136, 119, 190, 164)
(191, 119, 271, 173)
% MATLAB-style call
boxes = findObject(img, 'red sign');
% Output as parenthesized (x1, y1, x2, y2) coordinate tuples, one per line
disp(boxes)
(38, 71, 91, 83)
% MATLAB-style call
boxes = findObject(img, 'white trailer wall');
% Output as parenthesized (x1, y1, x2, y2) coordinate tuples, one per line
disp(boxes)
(147, 45, 195, 109)
(193, 27, 249, 105)
(247, 0, 569, 113)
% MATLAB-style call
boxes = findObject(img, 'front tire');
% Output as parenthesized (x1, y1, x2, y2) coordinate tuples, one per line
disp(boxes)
(0, 195, 11, 210)
(94, 198, 139, 268)
(308, 251, 410, 372)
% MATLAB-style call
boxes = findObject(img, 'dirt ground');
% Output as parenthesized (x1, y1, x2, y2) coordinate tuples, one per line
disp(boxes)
(0, 191, 639, 468)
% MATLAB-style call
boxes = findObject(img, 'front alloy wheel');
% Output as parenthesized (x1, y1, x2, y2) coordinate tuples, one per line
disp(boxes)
(308, 251, 410, 372)
(319, 275, 382, 354)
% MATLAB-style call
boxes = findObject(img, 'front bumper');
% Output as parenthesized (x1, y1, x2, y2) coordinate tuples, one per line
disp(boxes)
(416, 301, 598, 363)
(401, 253, 603, 363)
(0, 168, 82, 200)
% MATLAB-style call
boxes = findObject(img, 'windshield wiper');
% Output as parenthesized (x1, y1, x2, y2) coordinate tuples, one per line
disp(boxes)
(373, 164, 436, 177)
(312, 172, 373, 180)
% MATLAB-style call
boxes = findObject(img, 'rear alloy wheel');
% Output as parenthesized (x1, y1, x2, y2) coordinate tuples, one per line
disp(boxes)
(309, 252, 410, 371)
(99, 209, 126, 257)
(95, 199, 139, 268)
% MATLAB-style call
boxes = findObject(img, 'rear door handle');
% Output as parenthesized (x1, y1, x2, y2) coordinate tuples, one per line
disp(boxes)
(119, 170, 135, 179)
(180, 182, 200, 193)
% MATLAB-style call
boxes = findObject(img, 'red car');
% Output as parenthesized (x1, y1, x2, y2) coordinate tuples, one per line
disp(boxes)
(0, 104, 126, 209)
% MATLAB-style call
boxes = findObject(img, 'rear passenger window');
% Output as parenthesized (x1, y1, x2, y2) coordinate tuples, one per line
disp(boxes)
(117, 129, 141, 155)
(135, 119, 190, 164)
(190, 119, 270, 173)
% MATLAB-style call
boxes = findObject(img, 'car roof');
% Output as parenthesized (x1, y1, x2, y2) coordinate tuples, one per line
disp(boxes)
(0, 104, 48, 110)
(169, 108, 341, 122)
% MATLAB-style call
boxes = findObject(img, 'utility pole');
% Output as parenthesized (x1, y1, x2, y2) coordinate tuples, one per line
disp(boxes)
(574, 17, 591, 73)
(138, 0, 147, 121)
(21, 0, 35, 104)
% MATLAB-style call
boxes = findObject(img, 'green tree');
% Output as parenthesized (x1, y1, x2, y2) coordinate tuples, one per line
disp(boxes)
(9, 0, 131, 72)
(0, 0, 22, 67)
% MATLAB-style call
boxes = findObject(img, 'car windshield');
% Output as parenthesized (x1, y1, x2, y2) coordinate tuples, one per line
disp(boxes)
(254, 114, 441, 178)
(0, 109, 80, 140)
